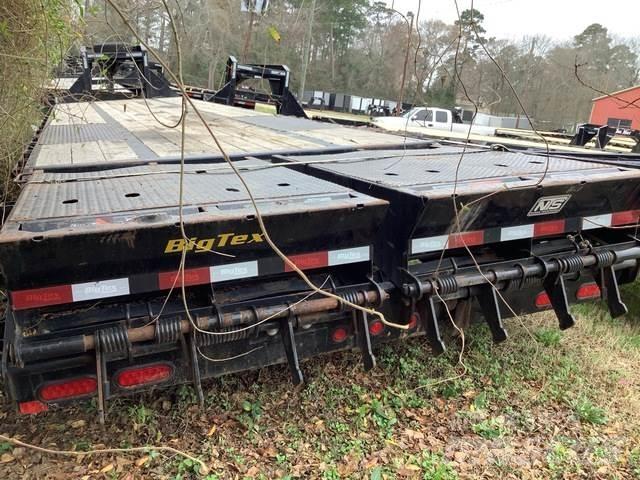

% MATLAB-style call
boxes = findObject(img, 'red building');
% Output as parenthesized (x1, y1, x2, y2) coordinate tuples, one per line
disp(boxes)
(590, 85, 640, 130)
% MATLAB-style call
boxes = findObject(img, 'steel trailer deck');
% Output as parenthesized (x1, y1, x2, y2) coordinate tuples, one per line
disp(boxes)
(26, 97, 417, 169)
(3, 95, 640, 416)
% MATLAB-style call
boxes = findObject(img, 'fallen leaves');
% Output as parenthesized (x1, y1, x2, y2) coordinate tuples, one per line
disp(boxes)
(70, 420, 85, 429)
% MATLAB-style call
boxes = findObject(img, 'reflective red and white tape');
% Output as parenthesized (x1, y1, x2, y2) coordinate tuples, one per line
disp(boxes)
(11, 246, 371, 311)
(411, 209, 639, 254)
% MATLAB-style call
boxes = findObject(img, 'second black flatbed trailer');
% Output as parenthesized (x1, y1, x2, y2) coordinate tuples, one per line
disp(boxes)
(2, 97, 640, 418)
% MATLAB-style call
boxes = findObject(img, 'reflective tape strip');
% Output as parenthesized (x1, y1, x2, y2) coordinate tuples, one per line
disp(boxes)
(71, 278, 130, 302)
(411, 235, 449, 254)
(12, 285, 73, 310)
(612, 210, 640, 226)
(582, 214, 612, 230)
(284, 251, 328, 272)
(11, 244, 373, 310)
(328, 246, 370, 266)
(500, 224, 534, 241)
(448, 231, 484, 249)
(158, 267, 210, 290)
(211, 261, 259, 283)
(533, 219, 566, 237)
(411, 207, 640, 257)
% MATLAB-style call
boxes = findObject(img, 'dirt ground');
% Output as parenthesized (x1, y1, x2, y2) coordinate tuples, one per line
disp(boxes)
(1, 295, 639, 479)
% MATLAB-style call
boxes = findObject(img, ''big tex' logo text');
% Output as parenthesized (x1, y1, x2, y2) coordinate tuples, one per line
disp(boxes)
(165, 233, 264, 254)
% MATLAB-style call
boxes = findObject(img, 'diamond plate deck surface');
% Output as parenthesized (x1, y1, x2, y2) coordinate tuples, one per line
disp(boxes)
(10, 160, 380, 221)
(287, 148, 629, 191)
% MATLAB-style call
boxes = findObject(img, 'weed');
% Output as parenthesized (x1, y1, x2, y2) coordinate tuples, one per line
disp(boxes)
(629, 448, 640, 477)
(73, 440, 91, 451)
(419, 451, 458, 480)
(322, 466, 340, 480)
(128, 403, 156, 426)
(0, 442, 11, 453)
(473, 391, 489, 410)
(238, 399, 262, 431)
(547, 441, 578, 478)
(438, 379, 466, 399)
(492, 456, 516, 476)
(592, 446, 607, 460)
(356, 398, 397, 438)
(572, 398, 607, 425)
(535, 328, 562, 346)
(328, 420, 349, 434)
(174, 456, 202, 479)
(472, 417, 508, 439)
(176, 385, 198, 405)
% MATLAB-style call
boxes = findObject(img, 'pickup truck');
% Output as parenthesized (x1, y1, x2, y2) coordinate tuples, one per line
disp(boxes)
(373, 106, 497, 136)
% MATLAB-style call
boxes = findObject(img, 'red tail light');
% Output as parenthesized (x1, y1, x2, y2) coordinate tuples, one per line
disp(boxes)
(39, 377, 97, 401)
(19, 400, 49, 414)
(331, 327, 348, 343)
(408, 313, 419, 330)
(576, 283, 601, 300)
(369, 320, 385, 336)
(535, 292, 551, 308)
(115, 363, 173, 388)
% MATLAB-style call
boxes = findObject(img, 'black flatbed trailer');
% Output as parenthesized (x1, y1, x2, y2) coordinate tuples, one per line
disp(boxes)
(2, 95, 640, 419)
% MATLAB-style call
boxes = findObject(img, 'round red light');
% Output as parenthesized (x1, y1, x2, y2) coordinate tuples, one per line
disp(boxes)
(369, 320, 385, 336)
(331, 327, 348, 343)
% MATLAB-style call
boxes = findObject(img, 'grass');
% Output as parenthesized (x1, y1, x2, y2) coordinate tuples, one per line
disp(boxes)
(471, 417, 509, 439)
(572, 397, 607, 425)
(1, 285, 640, 478)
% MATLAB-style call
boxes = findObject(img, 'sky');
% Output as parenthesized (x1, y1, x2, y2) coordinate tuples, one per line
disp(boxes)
(387, 0, 639, 41)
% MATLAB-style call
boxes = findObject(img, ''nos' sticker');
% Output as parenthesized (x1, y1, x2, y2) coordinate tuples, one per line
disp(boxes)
(528, 195, 571, 216)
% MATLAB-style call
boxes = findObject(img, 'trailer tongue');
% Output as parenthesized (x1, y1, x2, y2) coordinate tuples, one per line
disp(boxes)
(2, 91, 640, 419)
